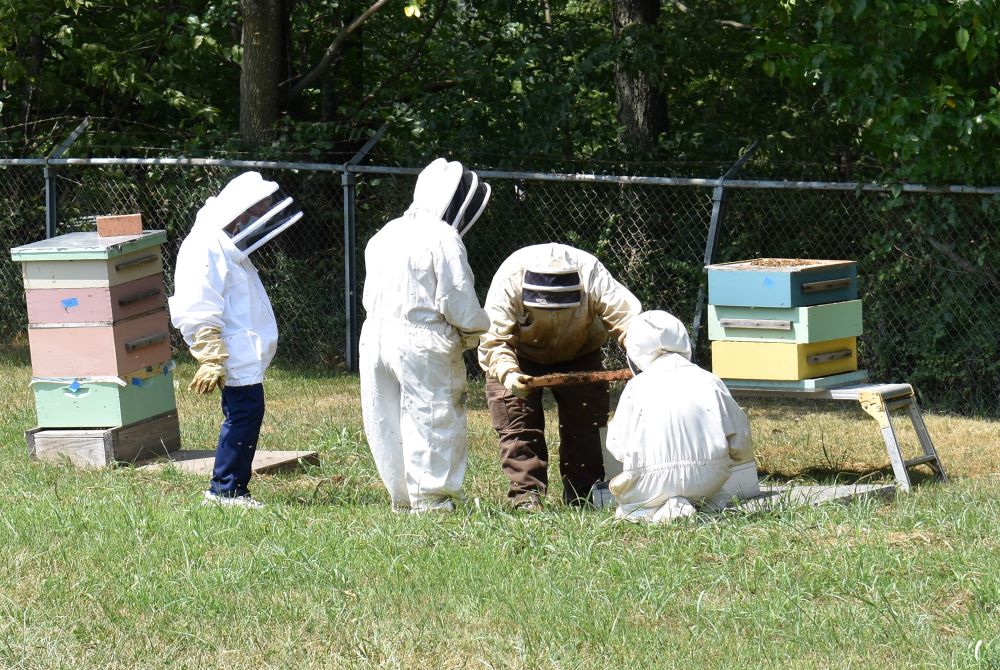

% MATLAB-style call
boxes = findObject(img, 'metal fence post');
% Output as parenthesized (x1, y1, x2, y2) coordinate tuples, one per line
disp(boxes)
(689, 141, 758, 361)
(42, 117, 91, 239)
(342, 168, 360, 372)
(43, 163, 57, 239)
(342, 124, 388, 372)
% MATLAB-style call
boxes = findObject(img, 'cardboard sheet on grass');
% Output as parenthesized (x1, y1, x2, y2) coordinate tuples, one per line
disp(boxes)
(140, 449, 319, 475)
(727, 482, 896, 514)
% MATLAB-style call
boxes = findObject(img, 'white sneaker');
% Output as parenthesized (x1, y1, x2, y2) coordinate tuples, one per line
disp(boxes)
(202, 490, 264, 509)
(410, 499, 455, 514)
(651, 496, 696, 522)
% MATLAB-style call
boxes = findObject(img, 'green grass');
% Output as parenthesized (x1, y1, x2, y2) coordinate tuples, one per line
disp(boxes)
(1, 352, 999, 669)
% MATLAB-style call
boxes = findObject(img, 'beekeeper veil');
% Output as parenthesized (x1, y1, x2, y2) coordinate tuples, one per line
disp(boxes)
(625, 310, 693, 373)
(411, 158, 491, 237)
(192, 171, 303, 255)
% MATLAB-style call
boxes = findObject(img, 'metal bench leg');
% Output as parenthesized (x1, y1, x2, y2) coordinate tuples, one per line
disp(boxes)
(859, 391, 912, 492)
(906, 399, 948, 483)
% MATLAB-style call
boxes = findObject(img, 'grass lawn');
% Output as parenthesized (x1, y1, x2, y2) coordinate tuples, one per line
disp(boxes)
(1, 346, 998, 669)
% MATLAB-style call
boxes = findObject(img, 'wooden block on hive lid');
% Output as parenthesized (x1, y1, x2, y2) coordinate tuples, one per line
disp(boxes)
(96, 213, 143, 237)
(25, 410, 181, 468)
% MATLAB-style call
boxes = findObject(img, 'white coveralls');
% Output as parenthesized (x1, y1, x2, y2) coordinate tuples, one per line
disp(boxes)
(359, 161, 490, 512)
(169, 172, 289, 501)
(169, 173, 279, 387)
(606, 310, 753, 522)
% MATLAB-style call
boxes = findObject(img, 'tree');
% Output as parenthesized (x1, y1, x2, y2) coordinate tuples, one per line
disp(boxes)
(239, 0, 286, 140)
(742, 0, 1000, 183)
(610, 0, 668, 152)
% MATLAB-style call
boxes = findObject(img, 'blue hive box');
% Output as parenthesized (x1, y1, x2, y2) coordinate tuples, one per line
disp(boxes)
(706, 258, 858, 308)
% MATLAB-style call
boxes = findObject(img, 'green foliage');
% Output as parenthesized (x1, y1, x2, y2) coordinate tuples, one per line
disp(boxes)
(0, 0, 238, 153)
(742, 0, 1000, 183)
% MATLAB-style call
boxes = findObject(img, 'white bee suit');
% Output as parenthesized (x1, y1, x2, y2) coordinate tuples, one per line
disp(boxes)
(360, 159, 490, 511)
(606, 311, 753, 522)
(169, 172, 281, 387)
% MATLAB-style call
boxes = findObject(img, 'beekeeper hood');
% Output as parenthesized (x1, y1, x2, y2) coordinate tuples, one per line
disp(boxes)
(409, 157, 491, 237)
(522, 254, 582, 310)
(191, 171, 303, 254)
(625, 310, 692, 373)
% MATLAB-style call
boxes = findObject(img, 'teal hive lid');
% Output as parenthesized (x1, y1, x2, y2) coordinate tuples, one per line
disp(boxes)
(10, 230, 167, 262)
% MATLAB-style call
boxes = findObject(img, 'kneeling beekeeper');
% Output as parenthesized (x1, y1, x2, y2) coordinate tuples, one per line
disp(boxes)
(606, 310, 753, 522)
(169, 172, 303, 509)
(359, 158, 491, 513)
(478, 243, 641, 511)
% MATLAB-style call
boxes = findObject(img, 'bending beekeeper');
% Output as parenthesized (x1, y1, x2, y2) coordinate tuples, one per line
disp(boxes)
(479, 243, 641, 511)
(169, 171, 302, 509)
(606, 310, 753, 522)
(360, 158, 491, 513)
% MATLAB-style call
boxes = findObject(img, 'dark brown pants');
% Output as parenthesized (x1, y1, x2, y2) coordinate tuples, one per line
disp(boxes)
(485, 349, 610, 505)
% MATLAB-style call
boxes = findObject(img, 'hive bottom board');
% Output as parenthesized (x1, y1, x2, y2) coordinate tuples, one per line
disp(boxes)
(25, 410, 181, 468)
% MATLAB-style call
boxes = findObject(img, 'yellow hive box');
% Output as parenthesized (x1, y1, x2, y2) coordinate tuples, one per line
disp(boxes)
(711, 337, 858, 381)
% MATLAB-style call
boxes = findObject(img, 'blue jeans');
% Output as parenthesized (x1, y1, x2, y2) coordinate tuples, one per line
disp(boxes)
(211, 383, 265, 497)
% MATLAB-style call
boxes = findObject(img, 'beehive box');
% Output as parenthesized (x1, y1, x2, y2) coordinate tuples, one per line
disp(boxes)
(26, 410, 181, 467)
(706, 258, 857, 308)
(12, 231, 166, 289)
(27, 309, 171, 377)
(711, 336, 858, 381)
(24, 274, 166, 325)
(31, 362, 177, 428)
(707, 299, 862, 343)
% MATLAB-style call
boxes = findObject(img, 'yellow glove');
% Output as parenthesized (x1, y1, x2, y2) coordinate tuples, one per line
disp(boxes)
(503, 371, 533, 399)
(188, 326, 229, 394)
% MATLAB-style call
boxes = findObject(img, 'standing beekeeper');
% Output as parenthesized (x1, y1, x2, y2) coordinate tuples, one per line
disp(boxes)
(478, 243, 641, 511)
(359, 157, 491, 513)
(169, 171, 302, 509)
(606, 310, 753, 522)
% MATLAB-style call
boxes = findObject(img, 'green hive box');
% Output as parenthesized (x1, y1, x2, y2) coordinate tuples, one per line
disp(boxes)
(708, 300, 863, 343)
(32, 362, 177, 429)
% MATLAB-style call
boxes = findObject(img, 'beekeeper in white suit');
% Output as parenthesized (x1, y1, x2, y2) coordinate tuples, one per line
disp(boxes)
(360, 158, 491, 513)
(169, 171, 302, 509)
(606, 310, 753, 522)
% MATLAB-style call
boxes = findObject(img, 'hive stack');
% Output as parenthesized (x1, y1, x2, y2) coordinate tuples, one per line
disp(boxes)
(11, 222, 181, 466)
(705, 258, 867, 390)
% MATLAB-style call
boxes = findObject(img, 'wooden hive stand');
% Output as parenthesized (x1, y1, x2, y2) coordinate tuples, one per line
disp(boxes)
(726, 378, 947, 492)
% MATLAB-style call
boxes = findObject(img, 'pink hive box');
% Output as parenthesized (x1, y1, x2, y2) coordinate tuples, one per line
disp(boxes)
(24, 274, 167, 326)
(28, 309, 172, 377)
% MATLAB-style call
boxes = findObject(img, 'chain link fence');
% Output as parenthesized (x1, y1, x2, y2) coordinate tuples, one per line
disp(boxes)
(1, 159, 998, 415)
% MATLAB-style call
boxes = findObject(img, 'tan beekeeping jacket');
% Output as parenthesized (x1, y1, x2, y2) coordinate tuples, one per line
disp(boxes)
(478, 243, 641, 383)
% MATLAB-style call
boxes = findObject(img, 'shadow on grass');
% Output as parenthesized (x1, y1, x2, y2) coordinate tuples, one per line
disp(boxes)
(0, 342, 30, 366)
(760, 463, 940, 487)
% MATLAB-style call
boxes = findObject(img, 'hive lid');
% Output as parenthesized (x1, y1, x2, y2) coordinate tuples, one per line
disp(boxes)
(10, 230, 166, 262)
(705, 258, 856, 273)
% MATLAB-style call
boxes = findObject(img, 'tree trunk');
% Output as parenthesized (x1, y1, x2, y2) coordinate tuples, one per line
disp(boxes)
(240, 0, 283, 141)
(322, 2, 365, 124)
(611, 0, 668, 151)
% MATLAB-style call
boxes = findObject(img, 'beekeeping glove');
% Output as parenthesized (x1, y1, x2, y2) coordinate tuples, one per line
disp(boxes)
(502, 371, 533, 399)
(458, 328, 483, 351)
(188, 326, 228, 394)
